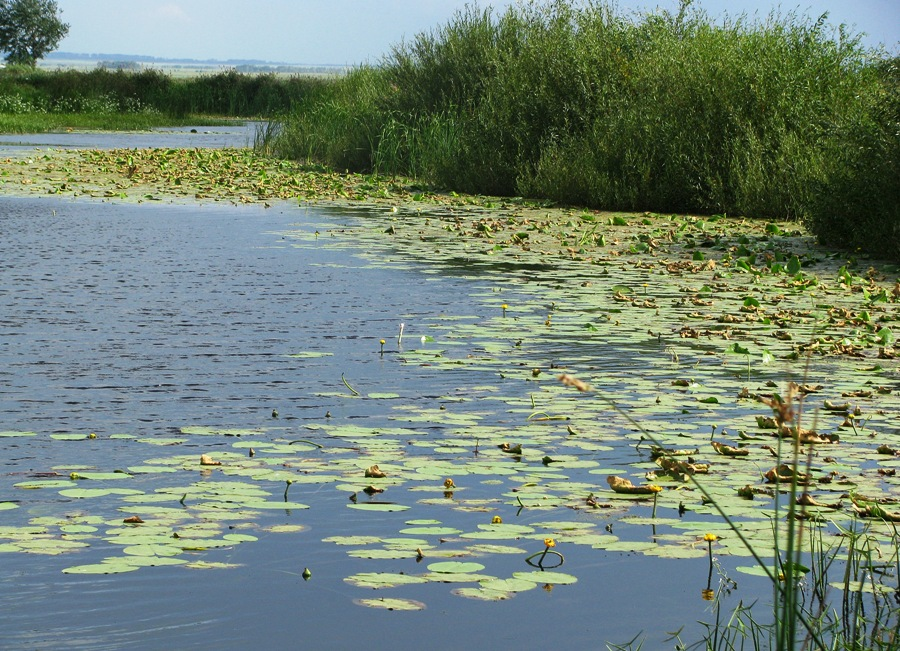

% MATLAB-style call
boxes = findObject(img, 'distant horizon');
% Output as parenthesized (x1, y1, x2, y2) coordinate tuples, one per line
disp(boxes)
(45, 50, 343, 68)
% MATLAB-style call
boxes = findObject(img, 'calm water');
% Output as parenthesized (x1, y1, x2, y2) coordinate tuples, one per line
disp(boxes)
(2, 106, 810, 649)
(0, 194, 737, 650)
(0, 123, 260, 151)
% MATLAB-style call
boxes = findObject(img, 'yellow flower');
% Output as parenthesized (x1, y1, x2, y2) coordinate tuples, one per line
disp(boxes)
(443, 478, 455, 489)
(701, 588, 715, 601)
(544, 538, 556, 548)
(379, 339, 386, 345)
(501, 304, 508, 310)
(491, 515, 503, 524)
(704, 533, 719, 542)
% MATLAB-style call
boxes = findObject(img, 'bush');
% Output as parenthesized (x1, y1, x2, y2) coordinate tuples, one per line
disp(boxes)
(272, 0, 897, 259)
(267, 67, 389, 171)
(0, 66, 322, 118)
(806, 57, 899, 260)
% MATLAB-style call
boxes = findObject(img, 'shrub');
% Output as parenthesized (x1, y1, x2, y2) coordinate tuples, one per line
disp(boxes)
(271, 0, 898, 259)
(806, 56, 899, 260)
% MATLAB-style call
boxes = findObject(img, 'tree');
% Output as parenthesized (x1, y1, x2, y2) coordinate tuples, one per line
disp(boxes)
(0, 0, 69, 67)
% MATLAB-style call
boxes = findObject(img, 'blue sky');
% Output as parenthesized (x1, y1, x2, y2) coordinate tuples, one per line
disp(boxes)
(56, 1, 898, 64)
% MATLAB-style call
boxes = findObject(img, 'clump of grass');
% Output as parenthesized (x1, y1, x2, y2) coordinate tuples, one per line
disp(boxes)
(271, 0, 897, 260)
(266, 66, 390, 171)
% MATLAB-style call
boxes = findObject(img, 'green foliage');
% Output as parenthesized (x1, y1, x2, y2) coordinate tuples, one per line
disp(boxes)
(807, 56, 900, 261)
(0, 66, 324, 119)
(264, 66, 390, 170)
(0, 0, 68, 66)
(273, 0, 897, 260)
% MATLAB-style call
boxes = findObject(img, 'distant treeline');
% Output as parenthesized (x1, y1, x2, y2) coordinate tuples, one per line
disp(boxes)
(0, 66, 326, 117)
(267, 1, 899, 260)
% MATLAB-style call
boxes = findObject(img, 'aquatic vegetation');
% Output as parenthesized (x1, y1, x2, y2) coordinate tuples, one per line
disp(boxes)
(1, 143, 898, 646)
(525, 537, 563, 569)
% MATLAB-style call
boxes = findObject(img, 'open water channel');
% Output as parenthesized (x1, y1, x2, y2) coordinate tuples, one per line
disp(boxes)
(0, 126, 846, 650)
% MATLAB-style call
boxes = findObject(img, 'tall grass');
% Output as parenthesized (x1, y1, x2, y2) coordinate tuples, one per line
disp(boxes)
(0, 65, 324, 118)
(270, 0, 898, 260)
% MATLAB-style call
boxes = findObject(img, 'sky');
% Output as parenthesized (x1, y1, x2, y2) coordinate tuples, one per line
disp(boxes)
(55, 1, 898, 65)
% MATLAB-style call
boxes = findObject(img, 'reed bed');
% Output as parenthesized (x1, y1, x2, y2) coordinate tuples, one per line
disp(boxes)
(269, 0, 898, 260)
(0, 65, 324, 118)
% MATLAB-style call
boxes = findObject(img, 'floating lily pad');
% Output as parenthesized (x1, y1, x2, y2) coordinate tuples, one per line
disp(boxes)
(513, 570, 578, 585)
(59, 488, 144, 499)
(344, 572, 429, 588)
(286, 351, 333, 359)
(452, 587, 513, 601)
(265, 524, 307, 533)
(427, 561, 485, 574)
(479, 577, 538, 593)
(354, 597, 426, 611)
(347, 503, 410, 512)
(63, 562, 141, 575)
(424, 572, 494, 583)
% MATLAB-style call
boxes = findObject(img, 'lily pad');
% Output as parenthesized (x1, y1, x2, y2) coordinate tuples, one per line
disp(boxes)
(354, 597, 426, 611)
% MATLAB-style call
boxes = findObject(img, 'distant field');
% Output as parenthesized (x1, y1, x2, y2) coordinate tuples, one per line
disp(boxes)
(38, 57, 345, 78)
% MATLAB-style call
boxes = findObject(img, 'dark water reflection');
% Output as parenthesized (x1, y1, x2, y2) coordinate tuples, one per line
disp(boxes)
(0, 195, 745, 650)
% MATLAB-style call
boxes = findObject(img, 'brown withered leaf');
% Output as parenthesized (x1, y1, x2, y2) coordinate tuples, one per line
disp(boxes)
(797, 493, 841, 509)
(711, 441, 749, 457)
(606, 475, 663, 495)
(364, 464, 386, 479)
(764, 464, 811, 484)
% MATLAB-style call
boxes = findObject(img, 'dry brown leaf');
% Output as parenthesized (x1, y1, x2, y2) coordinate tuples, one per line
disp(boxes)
(607, 475, 663, 494)
(364, 464, 386, 478)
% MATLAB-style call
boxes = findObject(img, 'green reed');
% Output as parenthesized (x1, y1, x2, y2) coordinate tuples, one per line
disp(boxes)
(270, 0, 897, 260)
(0, 65, 324, 120)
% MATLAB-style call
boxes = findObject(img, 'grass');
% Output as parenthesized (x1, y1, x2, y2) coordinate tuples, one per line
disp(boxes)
(0, 65, 326, 126)
(269, 0, 898, 261)
(0, 112, 236, 133)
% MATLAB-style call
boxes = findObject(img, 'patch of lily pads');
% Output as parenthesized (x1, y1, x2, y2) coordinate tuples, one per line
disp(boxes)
(1, 155, 898, 617)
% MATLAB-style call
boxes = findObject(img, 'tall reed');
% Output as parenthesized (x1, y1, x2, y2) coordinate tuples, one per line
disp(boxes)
(0, 65, 323, 118)
(271, 0, 897, 260)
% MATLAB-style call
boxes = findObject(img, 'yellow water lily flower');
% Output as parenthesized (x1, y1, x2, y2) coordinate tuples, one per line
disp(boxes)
(704, 533, 719, 542)
(443, 478, 455, 489)
(491, 515, 503, 524)
(544, 538, 556, 548)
